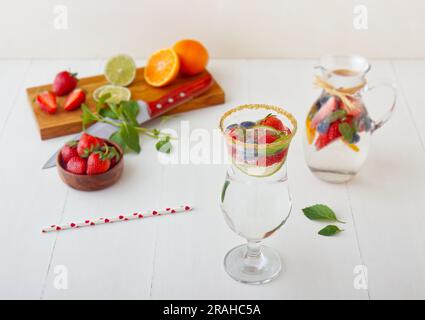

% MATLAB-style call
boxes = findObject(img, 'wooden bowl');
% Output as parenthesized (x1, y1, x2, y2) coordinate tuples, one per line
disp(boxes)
(57, 140, 124, 191)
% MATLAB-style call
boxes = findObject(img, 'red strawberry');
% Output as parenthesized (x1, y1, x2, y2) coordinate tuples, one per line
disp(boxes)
(66, 156, 87, 175)
(87, 152, 111, 175)
(315, 120, 342, 150)
(266, 148, 288, 166)
(60, 140, 79, 165)
(36, 91, 57, 114)
(260, 114, 285, 131)
(265, 133, 277, 143)
(64, 88, 86, 111)
(77, 133, 102, 158)
(52, 71, 78, 96)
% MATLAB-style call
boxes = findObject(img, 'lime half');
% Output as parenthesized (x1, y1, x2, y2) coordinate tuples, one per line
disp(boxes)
(93, 85, 131, 104)
(104, 54, 136, 86)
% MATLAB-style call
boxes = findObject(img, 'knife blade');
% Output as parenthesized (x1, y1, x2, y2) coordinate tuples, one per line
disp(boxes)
(42, 74, 214, 169)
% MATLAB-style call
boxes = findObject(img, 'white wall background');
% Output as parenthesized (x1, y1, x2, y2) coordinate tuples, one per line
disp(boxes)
(0, 0, 424, 59)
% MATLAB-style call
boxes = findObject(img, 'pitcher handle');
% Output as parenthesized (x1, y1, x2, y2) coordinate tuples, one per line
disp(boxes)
(366, 83, 397, 133)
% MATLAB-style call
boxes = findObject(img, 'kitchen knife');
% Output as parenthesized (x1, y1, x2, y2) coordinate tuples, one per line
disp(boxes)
(42, 73, 213, 169)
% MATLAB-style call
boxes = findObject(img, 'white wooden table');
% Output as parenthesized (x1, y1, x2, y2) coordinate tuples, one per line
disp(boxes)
(1, 59, 424, 300)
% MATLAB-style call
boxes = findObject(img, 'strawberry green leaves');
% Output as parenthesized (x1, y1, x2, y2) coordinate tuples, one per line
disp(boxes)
(302, 204, 345, 237)
(302, 204, 345, 223)
(318, 225, 343, 236)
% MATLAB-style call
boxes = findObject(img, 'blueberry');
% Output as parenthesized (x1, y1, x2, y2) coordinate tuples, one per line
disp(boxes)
(352, 133, 360, 144)
(317, 121, 330, 134)
(240, 121, 256, 129)
(364, 116, 373, 131)
(226, 123, 239, 131)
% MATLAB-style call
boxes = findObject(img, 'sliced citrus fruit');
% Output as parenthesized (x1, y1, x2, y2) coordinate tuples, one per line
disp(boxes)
(93, 85, 131, 104)
(144, 48, 180, 87)
(104, 54, 136, 86)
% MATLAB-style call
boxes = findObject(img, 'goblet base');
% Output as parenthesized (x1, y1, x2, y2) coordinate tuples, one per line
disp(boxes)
(224, 244, 282, 285)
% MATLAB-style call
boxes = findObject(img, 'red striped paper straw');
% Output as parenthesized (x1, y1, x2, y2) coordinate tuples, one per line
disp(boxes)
(41, 205, 192, 233)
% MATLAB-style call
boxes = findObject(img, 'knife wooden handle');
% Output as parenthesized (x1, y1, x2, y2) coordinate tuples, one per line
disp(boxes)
(147, 74, 213, 118)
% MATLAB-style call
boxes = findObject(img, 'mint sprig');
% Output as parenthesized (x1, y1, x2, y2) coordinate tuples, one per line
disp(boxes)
(81, 94, 174, 154)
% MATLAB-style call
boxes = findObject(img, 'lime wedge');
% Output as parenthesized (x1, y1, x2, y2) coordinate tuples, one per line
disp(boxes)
(104, 54, 136, 86)
(93, 85, 131, 104)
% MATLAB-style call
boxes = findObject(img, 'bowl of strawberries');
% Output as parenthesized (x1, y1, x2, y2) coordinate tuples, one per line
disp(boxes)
(57, 133, 124, 191)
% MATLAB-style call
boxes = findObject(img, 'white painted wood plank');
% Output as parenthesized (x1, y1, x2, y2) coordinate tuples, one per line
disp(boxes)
(0, 60, 103, 299)
(0, 60, 31, 136)
(150, 60, 368, 299)
(346, 61, 425, 299)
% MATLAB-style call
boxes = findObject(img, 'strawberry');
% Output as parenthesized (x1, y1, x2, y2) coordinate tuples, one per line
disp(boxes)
(66, 156, 87, 175)
(36, 91, 57, 114)
(60, 140, 79, 165)
(87, 152, 111, 175)
(77, 133, 102, 158)
(52, 71, 78, 96)
(266, 148, 288, 166)
(315, 120, 342, 150)
(260, 114, 285, 131)
(64, 88, 86, 111)
(265, 134, 277, 143)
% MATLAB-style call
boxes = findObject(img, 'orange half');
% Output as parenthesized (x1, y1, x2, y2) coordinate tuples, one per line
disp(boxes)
(144, 48, 180, 87)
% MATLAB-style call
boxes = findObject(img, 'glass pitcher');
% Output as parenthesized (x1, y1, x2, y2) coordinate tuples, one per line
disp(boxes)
(303, 55, 396, 183)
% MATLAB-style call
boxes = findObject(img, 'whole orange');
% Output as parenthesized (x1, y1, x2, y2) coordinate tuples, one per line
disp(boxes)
(173, 39, 209, 76)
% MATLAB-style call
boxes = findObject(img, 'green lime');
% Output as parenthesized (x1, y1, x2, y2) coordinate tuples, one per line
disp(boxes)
(93, 85, 131, 104)
(104, 54, 136, 86)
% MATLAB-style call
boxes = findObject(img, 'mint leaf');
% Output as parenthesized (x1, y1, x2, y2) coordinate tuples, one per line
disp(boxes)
(99, 107, 119, 120)
(81, 104, 98, 130)
(119, 123, 141, 153)
(109, 131, 126, 152)
(302, 204, 345, 223)
(338, 122, 355, 143)
(155, 136, 172, 154)
(318, 225, 343, 236)
(121, 101, 140, 126)
(221, 180, 230, 203)
(327, 109, 347, 123)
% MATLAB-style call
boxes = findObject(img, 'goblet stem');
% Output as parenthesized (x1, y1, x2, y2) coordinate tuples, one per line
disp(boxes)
(243, 240, 265, 272)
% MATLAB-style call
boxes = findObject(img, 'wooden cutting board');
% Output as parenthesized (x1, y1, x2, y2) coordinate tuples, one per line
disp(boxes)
(26, 68, 225, 140)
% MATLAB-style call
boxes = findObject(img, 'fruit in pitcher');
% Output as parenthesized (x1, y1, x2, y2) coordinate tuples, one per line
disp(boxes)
(87, 152, 111, 175)
(104, 54, 136, 87)
(315, 120, 342, 150)
(66, 156, 87, 175)
(144, 48, 180, 87)
(52, 71, 78, 96)
(173, 39, 209, 76)
(60, 140, 79, 165)
(36, 91, 57, 114)
(311, 96, 338, 128)
(64, 88, 86, 111)
(77, 133, 102, 158)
